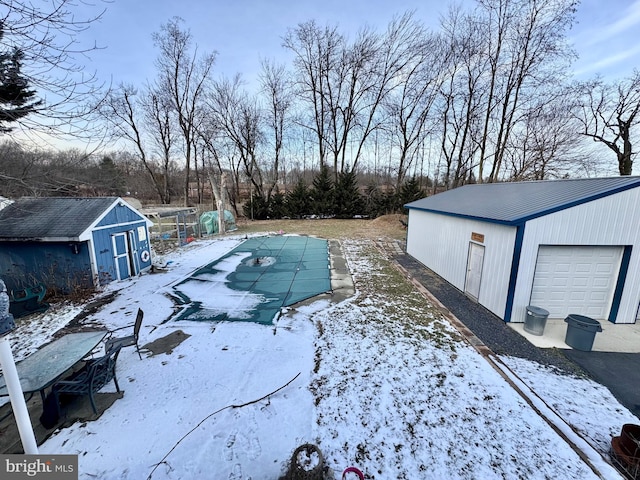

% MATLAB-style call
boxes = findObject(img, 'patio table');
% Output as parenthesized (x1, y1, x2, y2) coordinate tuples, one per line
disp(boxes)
(0, 331, 108, 409)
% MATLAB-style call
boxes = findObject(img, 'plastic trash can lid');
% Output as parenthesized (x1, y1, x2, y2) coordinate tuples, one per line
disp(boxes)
(565, 314, 603, 331)
(526, 306, 549, 316)
(566, 314, 598, 325)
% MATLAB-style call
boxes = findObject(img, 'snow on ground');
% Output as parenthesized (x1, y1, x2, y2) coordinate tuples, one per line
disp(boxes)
(2, 234, 636, 479)
(4, 305, 85, 362)
(499, 355, 639, 458)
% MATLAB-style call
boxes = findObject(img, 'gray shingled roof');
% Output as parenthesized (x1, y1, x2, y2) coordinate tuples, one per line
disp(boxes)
(405, 177, 640, 225)
(0, 197, 119, 240)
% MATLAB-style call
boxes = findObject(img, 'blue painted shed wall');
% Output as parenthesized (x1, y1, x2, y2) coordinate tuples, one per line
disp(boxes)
(96, 202, 146, 227)
(93, 221, 152, 284)
(0, 200, 153, 293)
(0, 242, 92, 294)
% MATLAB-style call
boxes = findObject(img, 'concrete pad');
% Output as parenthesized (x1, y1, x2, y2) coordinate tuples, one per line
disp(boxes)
(509, 318, 640, 353)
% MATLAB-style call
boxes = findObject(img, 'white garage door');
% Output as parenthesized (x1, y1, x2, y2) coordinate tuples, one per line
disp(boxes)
(530, 245, 623, 320)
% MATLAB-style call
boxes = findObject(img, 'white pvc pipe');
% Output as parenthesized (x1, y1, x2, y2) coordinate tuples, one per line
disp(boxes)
(0, 337, 38, 454)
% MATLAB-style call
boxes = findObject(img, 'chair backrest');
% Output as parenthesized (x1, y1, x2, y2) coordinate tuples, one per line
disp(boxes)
(90, 345, 121, 390)
(133, 308, 144, 338)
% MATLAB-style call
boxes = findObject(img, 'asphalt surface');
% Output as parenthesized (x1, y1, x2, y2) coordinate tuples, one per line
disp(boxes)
(394, 252, 640, 420)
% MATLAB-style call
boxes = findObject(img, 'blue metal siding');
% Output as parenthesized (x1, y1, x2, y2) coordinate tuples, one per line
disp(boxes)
(93, 221, 152, 285)
(608, 246, 632, 323)
(0, 242, 92, 293)
(93, 227, 117, 284)
(503, 224, 526, 322)
(96, 202, 145, 227)
(0, 199, 153, 293)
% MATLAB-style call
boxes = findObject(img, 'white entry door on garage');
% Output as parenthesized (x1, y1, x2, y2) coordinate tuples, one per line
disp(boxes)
(530, 245, 623, 320)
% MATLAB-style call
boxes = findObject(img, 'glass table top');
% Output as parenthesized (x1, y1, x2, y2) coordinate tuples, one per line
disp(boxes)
(0, 331, 107, 395)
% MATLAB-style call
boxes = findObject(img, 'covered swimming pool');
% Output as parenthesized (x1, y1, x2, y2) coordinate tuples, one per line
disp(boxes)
(169, 235, 331, 324)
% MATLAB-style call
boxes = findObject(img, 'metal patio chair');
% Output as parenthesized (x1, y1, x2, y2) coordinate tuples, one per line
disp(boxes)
(105, 308, 144, 360)
(52, 344, 122, 416)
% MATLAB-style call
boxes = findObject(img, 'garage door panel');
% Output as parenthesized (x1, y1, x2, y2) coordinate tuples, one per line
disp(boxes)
(530, 246, 622, 320)
(585, 306, 605, 317)
(592, 278, 611, 288)
(573, 278, 588, 287)
(548, 292, 566, 302)
(569, 292, 587, 301)
(595, 264, 614, 274)
(589, 292, 607, 302)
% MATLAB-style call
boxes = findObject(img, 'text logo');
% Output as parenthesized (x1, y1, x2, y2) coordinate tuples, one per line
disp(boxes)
(0, 455, 78, 479)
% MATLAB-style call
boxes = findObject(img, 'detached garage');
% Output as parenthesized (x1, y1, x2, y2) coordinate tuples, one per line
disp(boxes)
(405, 177, 640, 325)
(0, 197, 154, 294)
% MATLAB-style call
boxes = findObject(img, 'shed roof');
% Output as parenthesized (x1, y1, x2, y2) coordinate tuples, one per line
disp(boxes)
(405, 176, 640, 225)
(0, 197, 120, 241)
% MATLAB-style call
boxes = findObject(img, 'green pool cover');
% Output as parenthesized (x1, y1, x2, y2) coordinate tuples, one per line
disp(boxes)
(170, 235, 331, 324)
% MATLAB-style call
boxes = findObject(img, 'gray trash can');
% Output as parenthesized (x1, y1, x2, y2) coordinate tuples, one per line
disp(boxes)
(524, 306, 549, 336)
(564, 314, 602, 351)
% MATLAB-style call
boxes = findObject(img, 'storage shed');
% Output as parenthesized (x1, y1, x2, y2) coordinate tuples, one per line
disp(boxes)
(405, 177, 640, 325)
(0, 197, 154, 294)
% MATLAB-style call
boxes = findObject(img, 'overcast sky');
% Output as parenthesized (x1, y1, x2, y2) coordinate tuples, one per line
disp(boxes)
(75, 0, 640, 91)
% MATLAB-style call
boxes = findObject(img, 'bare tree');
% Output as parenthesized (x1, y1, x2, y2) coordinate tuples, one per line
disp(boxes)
(141, 87, 177, 203)
(0, 0, 107, 141)
(0, 141, 51, 196)
(206, 75, 265, 199)
(322, 25, 378, 177)
(0, 141, 114, 197)
(437, 7, 485, 189)
(434, 0, 578, 185)
(382, 19, 449, 191)
(575, 71, 640, 175)
(194, 106, 248, 216)
(153, 17, 216, 206)
(283, 20, 342, 171)
(206, 169, 229, 234)
(101, 84, 172, 203)
(507, 92, 583, 180)
(259, 59, 294, 199)
(485, 0, 578, 182)
(286, 13, 437, 181)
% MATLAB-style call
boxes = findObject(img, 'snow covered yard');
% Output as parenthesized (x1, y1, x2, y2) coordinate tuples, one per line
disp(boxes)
(2, 232, 638, 479)
(310, 240, 631, 479)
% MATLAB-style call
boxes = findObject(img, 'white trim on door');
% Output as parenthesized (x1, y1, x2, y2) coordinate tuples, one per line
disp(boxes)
(465, 242, 485, 301)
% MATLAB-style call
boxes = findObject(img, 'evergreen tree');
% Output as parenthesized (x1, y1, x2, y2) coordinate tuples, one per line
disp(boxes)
(398, 176, 427, 212)
(99, 156, 126, 196)
(334, 169, 363, 218)
(309, 164, 334, 217)
(243, 193, 269, 220)
(0, 28, 41, 133)
(268, 190, 287, 219)
(363, 183, 392, 218)
(285, 180, 311, 219)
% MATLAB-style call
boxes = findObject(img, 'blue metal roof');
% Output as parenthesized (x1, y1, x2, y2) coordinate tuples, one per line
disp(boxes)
(405, 177, 640, 225)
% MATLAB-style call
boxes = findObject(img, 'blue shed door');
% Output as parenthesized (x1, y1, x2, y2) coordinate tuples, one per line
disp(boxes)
(112, 231, 141, 280)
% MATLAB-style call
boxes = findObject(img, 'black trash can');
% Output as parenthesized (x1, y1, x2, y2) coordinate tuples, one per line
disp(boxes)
(564, 314, 602, 351)
(524, 306, 549, 336)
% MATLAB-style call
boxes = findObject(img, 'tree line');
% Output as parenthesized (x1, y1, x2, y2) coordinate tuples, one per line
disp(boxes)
(0, 0, 639, 218)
